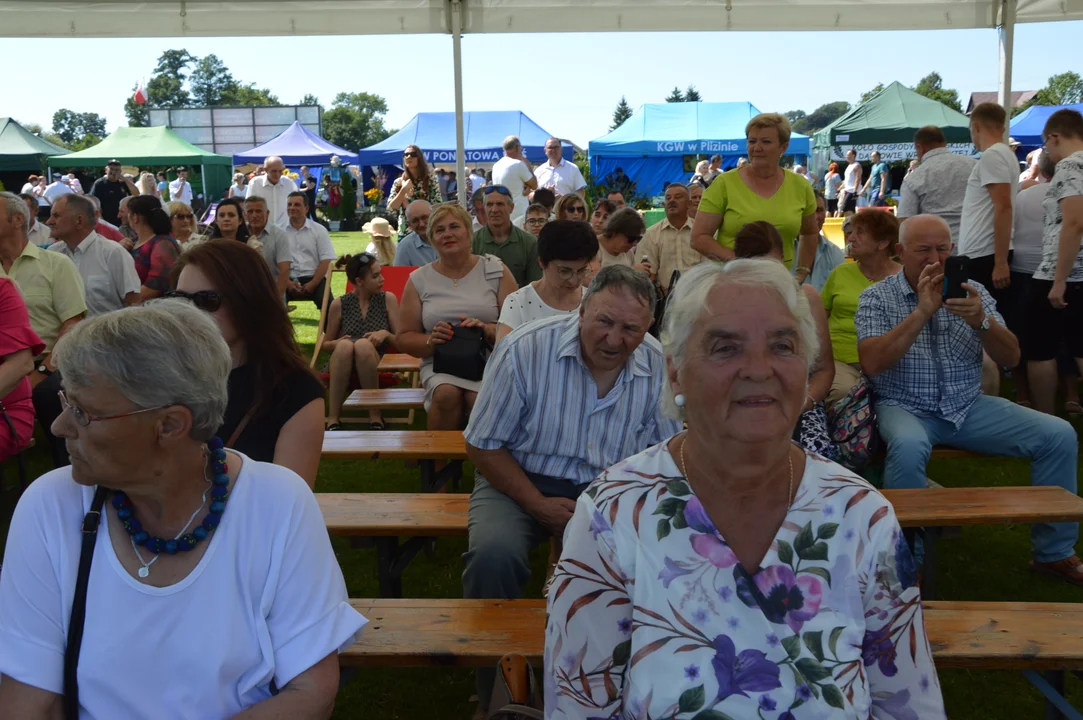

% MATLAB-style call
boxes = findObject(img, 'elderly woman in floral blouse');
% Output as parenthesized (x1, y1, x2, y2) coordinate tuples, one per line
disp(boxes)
(545, 259, 944, 719)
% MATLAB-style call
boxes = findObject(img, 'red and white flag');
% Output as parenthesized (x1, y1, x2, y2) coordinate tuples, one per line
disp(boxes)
(133, 79, 147, 105)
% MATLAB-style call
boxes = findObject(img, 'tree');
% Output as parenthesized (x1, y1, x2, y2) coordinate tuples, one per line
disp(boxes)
(322, 92, 393, 152)
(222, 83, 279, 106)
(1035, 71, 1083, 106)
(912, 72, 962, 112)
(611, 96, 633, 130)
(792, 101, 851, 135)
(69, 134, 102, 152)
(684, 85, 702, 102)
(665, 86, 685, 103)
(124, 49, 196, 126)
(19, 121, 44, 136)
(300, 94, 321, 106)
(860, 83, 885, 104)
(189, 54, 236, 106)
(785, 110, 807, 124)
(51, 109, 107, 144)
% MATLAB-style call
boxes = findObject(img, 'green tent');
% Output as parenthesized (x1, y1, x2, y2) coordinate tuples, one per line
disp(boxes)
(813, 82, 974, 165)
(50, 126, 233, 201)
(0, 117, 69, 172)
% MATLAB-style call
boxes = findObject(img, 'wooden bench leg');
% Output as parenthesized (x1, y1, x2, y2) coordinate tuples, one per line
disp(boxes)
(1022, 670, 1080, 720)
(921, 528, 939, 601)
(420, 459, 463, 493)
(375, 535, 435, 598)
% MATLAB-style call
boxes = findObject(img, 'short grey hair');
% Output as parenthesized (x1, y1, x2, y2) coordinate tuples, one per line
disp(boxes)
(406, 199, 431, 221)
(899, 214, 951, 247)
(84, 193, 101, 210)
(60, 193, 97, 226)
(660, 259, 820, 419)
(53, 299, 231, 441)
(583, 264, 657, 315)
(0, 192, 31, 234)
(1038, 149, 1057, 180)
(243, 195, 267, 207)
(264, 155, 284, 168)
(502, 135, 522, 152)
(119, 195, 133, 209)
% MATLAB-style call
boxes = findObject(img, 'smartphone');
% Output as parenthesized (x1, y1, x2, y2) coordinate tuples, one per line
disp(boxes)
(943, 255, 970, 299)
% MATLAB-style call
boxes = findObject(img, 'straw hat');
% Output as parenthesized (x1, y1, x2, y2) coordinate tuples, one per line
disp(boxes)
(363, 217, 392, 238)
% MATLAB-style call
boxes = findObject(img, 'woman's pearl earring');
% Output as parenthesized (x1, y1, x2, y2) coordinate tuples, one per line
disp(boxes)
(674, 394, 686, 407)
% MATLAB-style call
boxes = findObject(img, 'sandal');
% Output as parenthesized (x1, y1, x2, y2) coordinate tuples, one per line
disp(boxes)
(326, 422, 344, 431)
(369, 421, 386, 431)
(1066, 401, 1082, 417)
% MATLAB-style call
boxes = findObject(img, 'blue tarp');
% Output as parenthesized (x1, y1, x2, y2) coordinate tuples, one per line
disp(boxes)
(232, 121, 360, 166)
(1010, 103, 1083, 151)
(589, 102, 809, 197)
(356, 111, 572, 166)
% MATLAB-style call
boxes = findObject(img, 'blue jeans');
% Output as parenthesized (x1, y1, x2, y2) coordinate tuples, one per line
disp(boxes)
(877, 395, 1079, 563)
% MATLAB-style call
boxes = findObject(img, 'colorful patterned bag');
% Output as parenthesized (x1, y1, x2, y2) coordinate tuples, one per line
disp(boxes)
(826, 375, 880, 471)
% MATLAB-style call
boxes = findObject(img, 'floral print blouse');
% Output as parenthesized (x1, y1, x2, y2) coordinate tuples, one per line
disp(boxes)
(545, 440, 945, 719)
(389, 172, 442, 238)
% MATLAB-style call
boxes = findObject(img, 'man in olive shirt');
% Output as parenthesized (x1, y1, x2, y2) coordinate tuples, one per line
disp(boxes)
(471, 185, 541, 287)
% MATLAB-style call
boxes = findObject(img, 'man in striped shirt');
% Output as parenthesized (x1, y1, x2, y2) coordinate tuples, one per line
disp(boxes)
(463, 265, 681, 709)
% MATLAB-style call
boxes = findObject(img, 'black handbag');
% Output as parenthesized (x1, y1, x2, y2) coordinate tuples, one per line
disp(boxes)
(65, 486, 108, 720)
(432, 325, 487, 382)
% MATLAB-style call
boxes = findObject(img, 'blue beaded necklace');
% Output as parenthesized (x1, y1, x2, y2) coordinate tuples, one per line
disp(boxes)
(113, 437, 230, 573)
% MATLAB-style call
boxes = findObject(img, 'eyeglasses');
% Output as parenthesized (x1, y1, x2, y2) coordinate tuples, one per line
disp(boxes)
(172, 213, 194, 221)
(565, 206, 586, 215)
(484, 186, 512, 198)
(525, 217, 548, 226)
(403, 151, 420, 158)
(554, 266, 592, 281)
(409, 214, 431, 224)
(58, 390, 170, 428)
(163, 289, 222, 313)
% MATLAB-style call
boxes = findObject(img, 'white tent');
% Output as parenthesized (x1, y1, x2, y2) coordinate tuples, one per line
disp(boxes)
(3, 0, 1078, 203)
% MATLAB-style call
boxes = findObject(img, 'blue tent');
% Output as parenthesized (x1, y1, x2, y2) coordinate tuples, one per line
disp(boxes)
(1010, 103, 1083, 152)
(356, 111, 572, 166)
(589, 102, 810, 197)
(232, 121, 359, 166)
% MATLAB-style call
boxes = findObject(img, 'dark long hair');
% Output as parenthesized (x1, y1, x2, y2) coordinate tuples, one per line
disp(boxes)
(209, 197, 250, 242)
(128, 195, 172, 235)
(170, 240, 319, 419)
(403, 144, 432, 188)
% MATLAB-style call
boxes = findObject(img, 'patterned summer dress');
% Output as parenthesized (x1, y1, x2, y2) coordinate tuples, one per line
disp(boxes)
(339, 291, 390, 353)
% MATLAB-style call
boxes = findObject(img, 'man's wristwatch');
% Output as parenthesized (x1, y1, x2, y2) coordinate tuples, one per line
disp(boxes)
(36, 363, 53, 375)
(978, 315, 991, 333)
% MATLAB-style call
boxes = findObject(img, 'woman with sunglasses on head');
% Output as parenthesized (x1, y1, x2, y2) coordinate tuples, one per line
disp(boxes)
(127, 195, 181, 301)
(167, 201, 206, 247)
(170, 241, 325, 489)
(322, 252, 400, 431)
(554, 193, 588, 222)
(598, 207, 651, 276)
(386, 145, 441, 240)
(397, 203, 517, 432)
(0, 301, 364, 719)
(495, 221, 597, 345)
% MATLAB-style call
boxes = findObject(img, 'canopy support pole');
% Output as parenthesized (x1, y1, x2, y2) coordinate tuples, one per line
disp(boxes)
(997, 0, 1016, 141)
(450, 0, 467, 208)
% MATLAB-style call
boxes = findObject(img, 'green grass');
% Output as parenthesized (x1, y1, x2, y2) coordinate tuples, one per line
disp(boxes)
(2, 230, 1082, 718)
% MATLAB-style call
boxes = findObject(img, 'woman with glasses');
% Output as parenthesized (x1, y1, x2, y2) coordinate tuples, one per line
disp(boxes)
(397, 203, 517, 432)
(208, 197, 250, 244)
(167, 201, 205, 247)
(554, 193, 588, 222)
(323, 252, 400, 430)
(495, 221, 598, 344)
(0, 300, 364, 718)
(127, 195, 181, 301)
(386, 145, 441, 240)
(170, 241, 325, 489)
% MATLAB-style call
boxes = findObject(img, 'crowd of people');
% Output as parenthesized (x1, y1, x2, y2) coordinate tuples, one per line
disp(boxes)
(0, 106, 1082, 718)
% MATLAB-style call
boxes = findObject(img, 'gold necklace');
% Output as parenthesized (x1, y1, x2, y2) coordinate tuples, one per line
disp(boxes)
(678, 434, 794, 509)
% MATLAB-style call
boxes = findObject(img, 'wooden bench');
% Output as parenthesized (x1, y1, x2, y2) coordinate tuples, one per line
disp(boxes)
(339, 388, 426, 428)
(322, 431, 468, 494)
(378, 354, 422, 374)
(318, 486, 1083, 599)
(340, 598, 1083, 716)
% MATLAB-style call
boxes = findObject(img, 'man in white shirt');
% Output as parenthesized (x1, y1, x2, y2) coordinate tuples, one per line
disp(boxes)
(284, 192, 336, 310)
(168, 167, 194, 206)
(638, 183, 701, 293)
(533, 137, 586, 198)
(19, 194, 52, 247)
(246, 155, 298, 229)
(66, 173, 83, 194)
(898, 125, 978, 245)
(958, 102, 1018, 304)
(45, 194, 140, 316)
(469, 168, 487, 196)
(491, 136, 537, 221)
(42, 174, 74, 206)
(244, 196, 292, 299)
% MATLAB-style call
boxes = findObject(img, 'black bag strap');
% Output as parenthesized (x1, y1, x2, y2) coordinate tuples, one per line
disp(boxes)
(64, 486, 108, 720)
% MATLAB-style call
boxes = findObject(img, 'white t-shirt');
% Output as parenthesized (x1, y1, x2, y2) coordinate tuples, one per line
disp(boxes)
(534, 158, 586, 197)
(492, 156, 534, 219)
(498, 282, 585, 331)
(168, 177, 194, 205)
(1011, 183, 1047, 275)
(43, 180, 74, 205)
(843, 162, 861, 192)
(957, 143, 1019, 258)
(0, 456, 366, 720)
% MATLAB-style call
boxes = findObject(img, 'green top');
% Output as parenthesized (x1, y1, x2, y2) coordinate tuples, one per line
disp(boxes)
(472, 225, 541, 287)
(699, 168, 816, 269)
(821, 261, 883, 364)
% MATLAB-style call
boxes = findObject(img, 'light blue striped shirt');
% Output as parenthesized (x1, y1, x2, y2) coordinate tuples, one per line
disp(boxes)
(465, 314, 681, 485)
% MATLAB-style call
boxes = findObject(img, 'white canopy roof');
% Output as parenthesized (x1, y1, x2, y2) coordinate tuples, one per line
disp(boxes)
(0, 0, 1078, 37)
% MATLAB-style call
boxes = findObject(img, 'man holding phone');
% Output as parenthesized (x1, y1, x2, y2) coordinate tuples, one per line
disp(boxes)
(854, 214, 1082, 586)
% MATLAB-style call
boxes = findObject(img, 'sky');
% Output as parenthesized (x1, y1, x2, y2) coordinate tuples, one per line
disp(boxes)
(5, 21, 1083, 148)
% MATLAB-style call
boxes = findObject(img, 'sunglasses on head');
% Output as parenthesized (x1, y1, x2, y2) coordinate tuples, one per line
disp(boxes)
(403, 151, 420, 158)
(357, 253, 376, 266)
(484, 186, 512, 198)
(163, 289, 222, 313)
